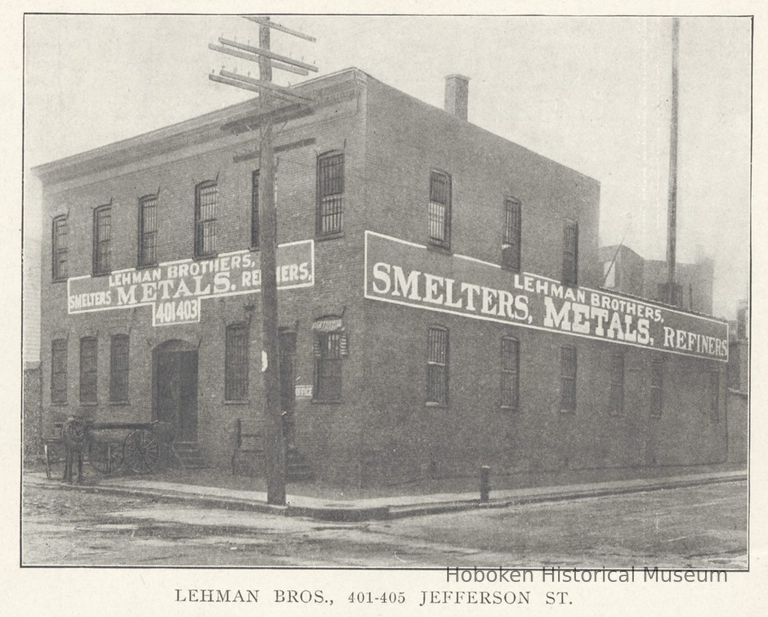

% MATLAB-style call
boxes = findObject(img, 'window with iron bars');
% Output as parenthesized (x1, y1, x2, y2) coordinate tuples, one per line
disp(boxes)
(225, 323, 249, 401)
(502, 198, 521, 271)
(51, 339, 68, 404)
(79, 336, 98, 404)
(428, 171, 452, 248)
(316, 152, 344, 236)
(109, 334, 129, 403)
(500, 336, 519, 410)
(195, 181, 217, 257)
(426, 326, 449, 405)
(93, 205, 112, 275)
(609, 350, 624, 416)
(562, 220, 579, 286)
(52, 215, 68, 281)
(560, 345, 577, 412)
(314, 332, 342, 402)
(650, 358, 664, 418)
(138, 195, 158, 267)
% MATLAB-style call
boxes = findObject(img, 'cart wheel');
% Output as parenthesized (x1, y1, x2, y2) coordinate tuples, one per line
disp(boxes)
(123, 429, 160, 474)
(87, 440, 124, 475)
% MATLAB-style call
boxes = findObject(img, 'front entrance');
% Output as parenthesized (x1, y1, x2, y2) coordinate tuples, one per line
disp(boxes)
(153, 344, 198, 441)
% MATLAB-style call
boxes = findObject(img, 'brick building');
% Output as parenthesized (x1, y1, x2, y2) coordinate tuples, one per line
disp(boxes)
(35, 68, 729, 487)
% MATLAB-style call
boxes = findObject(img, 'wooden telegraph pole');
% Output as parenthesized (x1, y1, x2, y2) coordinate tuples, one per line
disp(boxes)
(209, 16, 317, 505)
(665, 17, 680, 305)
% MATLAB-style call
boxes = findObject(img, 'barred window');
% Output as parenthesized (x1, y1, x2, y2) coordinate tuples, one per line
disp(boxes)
(79, 337, 98, 404)
(51, 339, 68, 404)
(560, 345, 577, 412)
(225, 323, 249, 401)
(93, 205, 112, 275)
(314, 332, 342, 402)
(52, 215, 68, 281)
(709, 370, 720, 422)
(251, 170, 260, 248)
(138, 195, 158, 267)
(109, 334, 129, 403)
(195, 181, 218, 257)
(650, 358, 664, 418)
(317, 152, 344, 236)
(500, 336, 519, 410)
(562, 220, 578, 286)
(428, 171, 452, 248)
(609, 351, 624, 416)
(502, 198, 521, 271)
(427, 326, 449, 405)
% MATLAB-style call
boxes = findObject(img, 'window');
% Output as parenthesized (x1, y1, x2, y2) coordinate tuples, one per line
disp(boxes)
(138, 195, 158, 267)
(502, 198, 521, 270)
(251, 170, 260, 248)
(428, 171, 452, 248)
(51, 339, 68, 404)
(314, 332, 342, 402)
(609, 351, 624, 415)
(709, 370, 720, 421)
(562, 220, 578, 286)
(109, 334, 129, 403)
(93, 205, 111, 275)
(225, 323, 249, 401)
(650, 358, 664, 418)
(560, 345, 577, 412)
(426, 326, 449, 405)
(79, 337, 97, 404)
(316, 152, 344, 236)
(52, 215, 68, 280)
(195, 181, 218, 257)
(500, 336, 519, 410)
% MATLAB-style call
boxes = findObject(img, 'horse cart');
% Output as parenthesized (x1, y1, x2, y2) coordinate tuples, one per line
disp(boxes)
(45, 419, 175, 479)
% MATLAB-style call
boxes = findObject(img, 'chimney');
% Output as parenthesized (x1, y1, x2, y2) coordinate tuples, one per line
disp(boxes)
(444, 74, 470, 121)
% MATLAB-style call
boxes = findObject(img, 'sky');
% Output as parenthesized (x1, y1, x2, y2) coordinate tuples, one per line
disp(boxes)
(22, 14, 752, 358)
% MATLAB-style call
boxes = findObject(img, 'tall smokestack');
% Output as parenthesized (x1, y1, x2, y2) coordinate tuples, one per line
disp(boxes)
(665, 18, 680, 305)
(444, 74, 470, 121)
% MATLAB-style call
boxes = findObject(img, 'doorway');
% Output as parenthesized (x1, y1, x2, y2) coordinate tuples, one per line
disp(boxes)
(153, 342, 198, 441)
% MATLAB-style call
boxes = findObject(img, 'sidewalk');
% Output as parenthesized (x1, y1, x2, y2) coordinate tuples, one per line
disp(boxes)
(25, 469, 747, 522)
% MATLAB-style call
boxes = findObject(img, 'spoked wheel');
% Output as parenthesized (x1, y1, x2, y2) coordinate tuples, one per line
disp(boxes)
(123, 429, 160, 474)
(87, 439, 124, 475)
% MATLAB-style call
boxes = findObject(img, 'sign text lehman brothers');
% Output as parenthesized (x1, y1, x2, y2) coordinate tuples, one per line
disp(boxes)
(68, 240, 314, 326)
(364, 232, 728, 361)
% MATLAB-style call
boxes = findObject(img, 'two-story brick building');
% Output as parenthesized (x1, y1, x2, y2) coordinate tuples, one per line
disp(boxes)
(35, 68, 729, 487)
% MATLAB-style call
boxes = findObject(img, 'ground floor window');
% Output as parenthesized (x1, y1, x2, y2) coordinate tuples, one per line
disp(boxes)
(51, 339, 67, 404)
(650, 358, 664, 418)
(109, 334, 129, 403)
(500, 336, 519, 410)
(560, 345, 577, 412)
(225, 323, 249, 401)
(426, 326, 449, 405)
(79, 337, 98, 404)
(314, 332, 342, 402)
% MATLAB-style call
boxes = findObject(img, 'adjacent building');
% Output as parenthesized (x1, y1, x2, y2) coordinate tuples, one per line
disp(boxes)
(35, 68, 729, 487)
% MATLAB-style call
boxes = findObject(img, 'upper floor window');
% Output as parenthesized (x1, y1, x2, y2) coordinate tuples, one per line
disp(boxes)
(609, 350, 624, 416)
(502, 197, 521, 270)
(92, 205, 111, 275)
(109, 334, 129, 403)
(138, 195, 158, 267)
(195, 181, 217, 257)
(500, 336, 519, 410)
(562, 220, 578, 286)
(51, 338, 68, 404)
(52, 215, 68, 281)
(560, 345, 577, 412)
(650, 358, 664, 418)
(225, 323, 249, 401)
(428, 170, 452, 248)
(79, 336, 98, 404)
(251, 170, 260, 248)
(316, 152, 344, 236)
(426, 326, 449, 405)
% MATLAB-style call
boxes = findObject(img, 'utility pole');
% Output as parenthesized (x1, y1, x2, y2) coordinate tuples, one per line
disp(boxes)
(209, 16, 317, 505)
(665, 17, 680, 306)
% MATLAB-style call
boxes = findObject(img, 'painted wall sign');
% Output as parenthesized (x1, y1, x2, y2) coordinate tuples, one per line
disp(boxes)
(364, 231, 728, 362)
(295, 385, 313, 398)
(68, 240, 314, 326)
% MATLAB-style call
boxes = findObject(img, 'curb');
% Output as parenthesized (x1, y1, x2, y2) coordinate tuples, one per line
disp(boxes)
(25, 472, 746, 522)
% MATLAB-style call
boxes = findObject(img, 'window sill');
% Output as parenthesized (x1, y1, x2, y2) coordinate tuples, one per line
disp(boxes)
(249, 245, 261, 252)
(50, 401, 68, 407)
(500, 406, 519, 412)
(311, 399, 343, 405)
(136, 262, 158, 270)
(559, 408, 575, 414)
(79, 402, 99, 407)
(92, 271, 111, 278)
(426, 243, 452, 256)
(194, 252, 219, 261)
(223, 399, 250, 405)
(52, 278, 68, 284)
(425, 401, 448, 408)
(315, 232, 344, 242)
(109, 401, 130, 407)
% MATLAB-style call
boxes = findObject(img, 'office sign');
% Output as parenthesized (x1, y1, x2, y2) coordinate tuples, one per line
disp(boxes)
(68, 240, 314, 326)
(364, 231, 728, 361)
